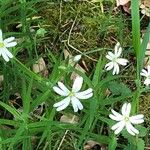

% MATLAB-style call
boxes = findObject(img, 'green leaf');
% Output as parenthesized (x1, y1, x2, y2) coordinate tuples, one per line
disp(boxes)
(123, 144, 135, 150)
(92, 55, 105, 86)
(123, 139, 144, 150)
(36, 28, 47, 37)
(22, 79, 33, 119)
(108, 135, 117, 150)
(137, 139, 144, 150)
(121, 130, 136, 144)
(131, 0, 141, 77)
(30, 90, 51, 112)
(8, 124, 25, 150)
(122, 130, 145, 149)
(108, 81, 131, 96)
(0, 101, 22, 121)
(136, 125, 148, 137)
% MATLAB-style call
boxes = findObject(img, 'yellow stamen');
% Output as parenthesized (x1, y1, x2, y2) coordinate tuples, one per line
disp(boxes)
(69, 92, 75, 97)
(124, 116, 129, 122)
(0, 42, 4, 48)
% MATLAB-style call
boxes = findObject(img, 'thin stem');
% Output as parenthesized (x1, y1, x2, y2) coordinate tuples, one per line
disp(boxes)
(57, 115, 76, 150)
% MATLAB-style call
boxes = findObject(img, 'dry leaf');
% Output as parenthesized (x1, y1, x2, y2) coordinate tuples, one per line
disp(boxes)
(116, 0, 150, 17)
(140, 4, 150, 17)
(139, 0, 150, 17)
(141, 0, 150, 7)
(91, 0, 101, 2)
(115, 0, 131, 14)
(16, 16, 41, 28)
(32, 57, 49, 77)
(116, 0, 130, 6)
(84, 140, 107, 150)
(31, 102, 45, 117)
(33, 57, 46, 73)
(105, 89, 111, 97)
(60, 114, 79, 124)
(122, 2, 131, 14)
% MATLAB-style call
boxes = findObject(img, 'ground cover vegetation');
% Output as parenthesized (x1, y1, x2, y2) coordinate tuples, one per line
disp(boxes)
(0, 0, 150, 149)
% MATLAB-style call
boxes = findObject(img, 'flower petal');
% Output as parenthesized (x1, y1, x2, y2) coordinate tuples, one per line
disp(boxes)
(140, 69, 148, 77)
(58, 82, 70, 94)
(109, 114, 123, 121)
(75, 92, 93, 99)
(111, 121, 125, 134)
(129, 114, 144, 124)
(71, 100, 78, 112)
(4, 37, 15, 43)
(71, 96, 83, 112)
(116, 58, 128, 66)
(144, 78, 150, 86)
(109, 109, 124, 121)
(53, 97, 70, 111)
(110, 109, 124, 120)
(113, 62, 119, 75)
(76, 88, 92, 96)
(1, 51, 9, 62)
(53, 86, 68, 96)
(108, 51, 115, 58)
(72, 76, 83, 93)
(115, 42, 122, 56)
(126, 122, 139, 136)
(115, 42, 120, 52)
(3, 48, 13, 58)
(147, 66, 150, 74)
(106, 54, 113, 60)
(53, 97, 70, 107)
(105, 62, 114, 71)
(114, 121, 125, 134)
(121, 103, 131, 116)
(5, 42, 17, 47)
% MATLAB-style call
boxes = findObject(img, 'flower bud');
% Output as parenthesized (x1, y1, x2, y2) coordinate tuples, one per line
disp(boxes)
(73, 55, 81, 62)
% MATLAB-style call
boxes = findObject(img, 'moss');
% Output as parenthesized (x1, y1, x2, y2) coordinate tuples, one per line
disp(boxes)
(38, 1, 131, 57)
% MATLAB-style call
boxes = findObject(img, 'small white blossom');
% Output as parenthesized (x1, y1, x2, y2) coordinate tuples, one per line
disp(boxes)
(53, 76, 93, 112)
(105, 42, 128, 75)
(0, 29, 17, 62)
(140, 65, 150, 86)
(109, 103, 144, 136)
(73, 54, 81, 62)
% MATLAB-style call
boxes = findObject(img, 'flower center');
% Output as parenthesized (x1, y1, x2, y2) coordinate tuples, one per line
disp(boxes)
(0, 42, 4, 48)
(112, 57, 117, 62)
(69, 91, 75, 97)
(124, 116, 129, 122)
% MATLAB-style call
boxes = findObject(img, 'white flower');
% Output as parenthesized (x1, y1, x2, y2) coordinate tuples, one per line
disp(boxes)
(0, 29, 17, 62)
(105, 42, 128, 75)
(53, 76, 93, 112)
(109, 103, 144, 136)
(140, 65, 150, 86)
